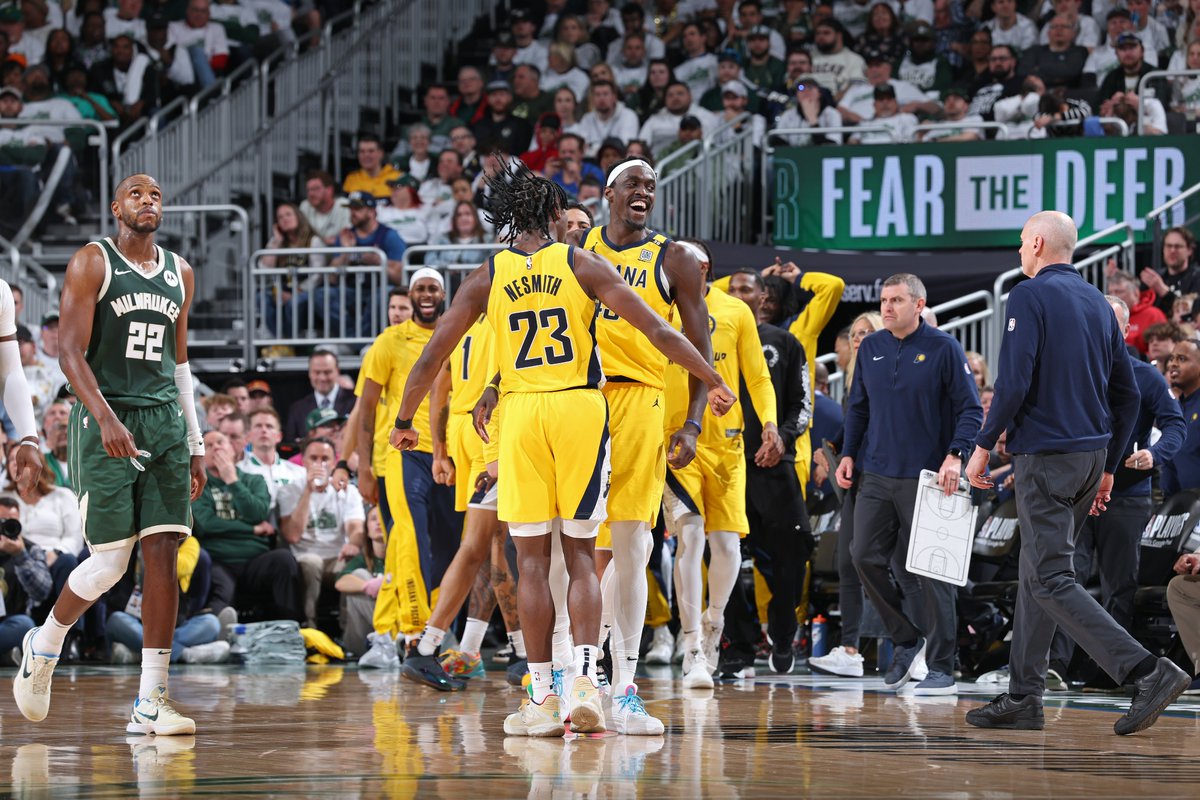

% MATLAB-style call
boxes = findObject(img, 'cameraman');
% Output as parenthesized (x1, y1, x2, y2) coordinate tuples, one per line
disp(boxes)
(0, 496, 53, 664)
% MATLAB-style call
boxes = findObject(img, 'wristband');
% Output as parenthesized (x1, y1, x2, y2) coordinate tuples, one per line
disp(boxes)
(17, 439, 39, 450)
(486, 382, 500, 393)
(187, 433, 205, 457)
(684, 418, 702, 433)
(395, 415, 413, 430)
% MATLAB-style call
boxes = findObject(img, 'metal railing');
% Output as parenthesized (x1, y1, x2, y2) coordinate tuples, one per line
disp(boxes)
(401, 243, 506, 301)
(248, 246, 389, 353)
(0, 232, 56, 327)
(652, 113, 757, 240)
(761, 126, 895, 244)
(815, 352, 844, 405)
(1139, 69, 1200, 135)
(914, 121, 1008, 140)
(1036, 116, 1130, 137)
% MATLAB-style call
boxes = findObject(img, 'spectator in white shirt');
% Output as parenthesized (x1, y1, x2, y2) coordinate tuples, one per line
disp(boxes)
(510, 8, 549, 73)
(0, 4, 45, 66)
(3, 445, 84, 559)
(1126, 0, 1171, 55)
(839, 49, 937, 123)
(1085, 9, 1157, 84)
(239, 407, 306, 517)
(675, 21, 719, 99)
(574, 78, 640, 156)
(811, 18, 868, 96)
(166, 0, 230, 89)
(851, 83, 919, 142)
(541, 41, 591, 103)
(105, 0, 148, 43)
(775, 76, 845, 144)
(278, 436, 364, 629)
(606, 4, 666, 63)
(300, 169, 350, 245)
(1037, 0, 1100, 49)
(638, 80, 718, 154)
(612, 30, 651, 98)
(983, 0, 1038, 52)
(920, 85, 986, 140)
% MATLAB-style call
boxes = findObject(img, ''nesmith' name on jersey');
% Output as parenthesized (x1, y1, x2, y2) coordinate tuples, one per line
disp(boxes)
(503, 274, 563, 301)
(110, 292, 181, 322)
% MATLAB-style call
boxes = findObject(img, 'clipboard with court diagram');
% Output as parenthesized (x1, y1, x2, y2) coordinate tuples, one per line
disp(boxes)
(906, 469, 978, 587)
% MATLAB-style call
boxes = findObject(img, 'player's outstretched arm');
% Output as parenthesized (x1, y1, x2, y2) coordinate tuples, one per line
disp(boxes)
(0, 281, 42, 494)
(574, 249, 735, 415)
(174, 258, 206, 500)
(59, 244, 139, 459)
(392, 264, 492, 450)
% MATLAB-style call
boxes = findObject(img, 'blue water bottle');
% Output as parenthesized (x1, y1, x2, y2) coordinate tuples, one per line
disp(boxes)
(811, 615, 828, 658)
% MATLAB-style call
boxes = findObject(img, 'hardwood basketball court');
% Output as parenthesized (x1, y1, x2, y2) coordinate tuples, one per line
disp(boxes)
(2, 665, 1198, 797)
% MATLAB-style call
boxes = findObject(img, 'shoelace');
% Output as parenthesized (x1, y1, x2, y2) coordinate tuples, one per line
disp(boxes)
(616, 692, 648, 715)
(29, 657, 55, 695)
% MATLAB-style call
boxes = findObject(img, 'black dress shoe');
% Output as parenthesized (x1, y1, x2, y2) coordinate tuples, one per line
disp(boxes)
(1114, 658, 1189, 736)
(965, 693, 1045, 730)
(770, 647, 795, 675)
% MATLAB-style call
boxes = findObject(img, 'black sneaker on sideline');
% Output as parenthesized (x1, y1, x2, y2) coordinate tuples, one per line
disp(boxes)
(965, 693, 1045, 730)
(1114, 658, 1189, 736)
(770, 647, 795, 675)
(505, 658, 529, 686)
(400, 654, 465, 692)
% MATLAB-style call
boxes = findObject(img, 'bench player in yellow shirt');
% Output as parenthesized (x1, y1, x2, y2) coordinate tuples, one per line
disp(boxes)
(662, 240, 782, 689)
(581, 158, 714, 734)
(390, 162, 734, 737)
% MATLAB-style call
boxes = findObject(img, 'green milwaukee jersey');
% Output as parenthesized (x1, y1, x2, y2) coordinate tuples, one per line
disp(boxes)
(83, 237, 186, 409)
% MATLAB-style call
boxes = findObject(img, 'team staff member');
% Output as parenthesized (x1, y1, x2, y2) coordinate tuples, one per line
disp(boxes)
(389, 161, 735, 737)
(1162, 337, 1200, 497)
(661, 243, 781, 690)
(723, 267, 814, 676)
(1048, 296, 1186, 679)
(966, 210, 1188, 735)
(836, 273, 982, 697)
(357, 270, 461, 649)
(583, 158, 713, 735)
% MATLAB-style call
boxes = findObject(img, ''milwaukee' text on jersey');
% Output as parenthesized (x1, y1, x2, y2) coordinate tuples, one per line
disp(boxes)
(108, 291, 182, 322)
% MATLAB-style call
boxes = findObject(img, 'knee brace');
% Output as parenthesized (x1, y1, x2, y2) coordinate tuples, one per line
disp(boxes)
(68, 540, 136, 602)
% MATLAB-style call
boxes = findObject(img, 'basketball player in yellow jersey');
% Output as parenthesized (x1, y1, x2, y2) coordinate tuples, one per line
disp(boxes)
(661, 240, 781, 691)
(581, 158, 713, 734)
(356, 271, 462, 651)
(390, 162, 734, 737)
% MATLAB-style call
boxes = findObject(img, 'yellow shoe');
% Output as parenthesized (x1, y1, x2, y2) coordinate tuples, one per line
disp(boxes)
(503, 694, 565, 737)
(567, 676, 606, 733)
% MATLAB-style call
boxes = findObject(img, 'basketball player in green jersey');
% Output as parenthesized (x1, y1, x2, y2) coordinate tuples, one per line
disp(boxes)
(13, 174, 207, 736)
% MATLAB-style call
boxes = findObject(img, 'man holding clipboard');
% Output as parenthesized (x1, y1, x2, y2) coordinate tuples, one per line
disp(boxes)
(836, 273, 982, 697)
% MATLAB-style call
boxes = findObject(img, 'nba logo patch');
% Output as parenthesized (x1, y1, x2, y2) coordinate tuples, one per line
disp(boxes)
(82, 416, 89, 429)
(638, 249, 653, 262)
(1008, 318, 1016, 331)
(164, 270, 179, 286)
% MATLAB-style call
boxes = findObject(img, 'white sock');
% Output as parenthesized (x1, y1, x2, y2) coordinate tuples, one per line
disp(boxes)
(461, 618, 487, 655)
(706, 531, 742, 619)
(671, 512, 706, 644)
(33, 611, 71, 657)
(574, 645, 601, 688)
(609, 521, 652, 690)
(417, 624, 446, 657)
(529, 662, 555, 704)
(508, 630, 527, 659)
(139, 649, 171, 699)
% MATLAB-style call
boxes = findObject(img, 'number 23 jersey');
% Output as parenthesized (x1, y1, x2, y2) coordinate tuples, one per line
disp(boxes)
(486, 242, 602, 394)
(83, 237, 185, 409)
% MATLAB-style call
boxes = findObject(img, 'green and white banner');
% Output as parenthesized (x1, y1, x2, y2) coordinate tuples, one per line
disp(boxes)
(772, 136, 1200, 250)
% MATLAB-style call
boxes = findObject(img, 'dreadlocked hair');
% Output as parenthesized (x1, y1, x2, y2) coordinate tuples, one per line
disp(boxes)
(484, 159, 570, 245)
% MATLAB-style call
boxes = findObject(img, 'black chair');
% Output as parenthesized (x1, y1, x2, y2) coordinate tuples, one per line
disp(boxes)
(1132, 490, 1200, 650)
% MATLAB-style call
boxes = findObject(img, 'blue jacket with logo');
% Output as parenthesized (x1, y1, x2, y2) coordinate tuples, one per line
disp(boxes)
(977, 264, 1140, 473)
(843, 319, 982, 479)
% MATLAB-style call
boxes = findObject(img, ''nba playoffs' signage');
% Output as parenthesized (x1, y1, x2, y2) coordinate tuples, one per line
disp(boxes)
(772, 137, 1200, 250)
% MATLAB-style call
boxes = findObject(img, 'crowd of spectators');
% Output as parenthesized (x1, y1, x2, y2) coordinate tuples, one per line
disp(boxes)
(0, 0, 348, 233)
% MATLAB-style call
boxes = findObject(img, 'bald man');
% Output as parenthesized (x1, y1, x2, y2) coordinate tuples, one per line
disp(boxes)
(965, 211, 1188, 735)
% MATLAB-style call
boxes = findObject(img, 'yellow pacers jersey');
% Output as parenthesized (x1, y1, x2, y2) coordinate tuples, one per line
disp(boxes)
(363, 320, 434, 454)
(663, 287, 776, 449)
(486, 242, 601, 393)
(449, 315, 495, 416)
(584, 226, 674, 389)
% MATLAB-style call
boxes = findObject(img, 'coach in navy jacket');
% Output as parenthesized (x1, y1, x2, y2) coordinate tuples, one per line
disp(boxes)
(1162, 338, 1200, 497)
(964, 211, 1185, 736)
(836, 273, 982, 696)
(1048, 295, 1186, 676)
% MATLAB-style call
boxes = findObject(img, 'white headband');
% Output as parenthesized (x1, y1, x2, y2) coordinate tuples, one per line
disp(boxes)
(409, 267, 444, 288)
(606, 159, 657, 187)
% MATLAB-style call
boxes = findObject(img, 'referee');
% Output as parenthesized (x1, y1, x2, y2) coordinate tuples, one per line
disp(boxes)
(836, 273, 982, 696)
(965, 211, 1189, 735)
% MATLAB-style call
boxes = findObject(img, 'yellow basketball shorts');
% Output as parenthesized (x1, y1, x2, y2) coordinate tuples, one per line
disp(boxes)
(662, 437, 749, 536)
(448, 412, 495, 512)
(498, 389, 610, 533)
(602, 383, 666, 528)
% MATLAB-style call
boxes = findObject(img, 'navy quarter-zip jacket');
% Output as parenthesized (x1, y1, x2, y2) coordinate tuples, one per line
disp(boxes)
(1113, 359, 1185, 497)
(843, 319, 983, 479)
(977, 264, 1141, 473)
(1162, 388, 1200, 497)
